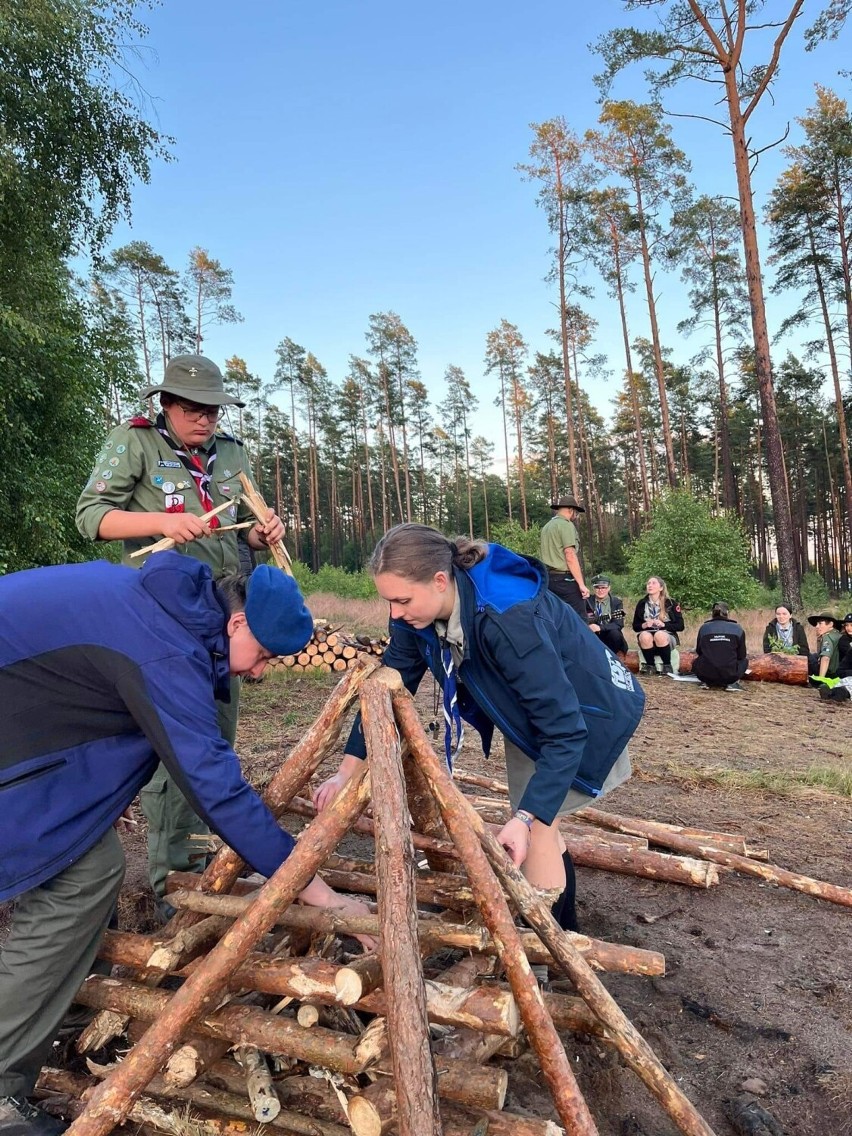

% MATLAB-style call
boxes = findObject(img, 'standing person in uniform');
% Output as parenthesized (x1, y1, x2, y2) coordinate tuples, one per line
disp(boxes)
(806, 613, 842, 685)
(632, 576, 684, 675)
(312, 524, 645, 936)
(539, 495, 589, 617)
(0, 552, 373, 1136)
(585, 576, 628, 655)
(75, 355, 285, 908)
(762, 604, 810, 655)
(692, 602, 748, 691)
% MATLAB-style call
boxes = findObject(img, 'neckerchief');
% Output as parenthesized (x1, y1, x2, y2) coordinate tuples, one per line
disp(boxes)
(776, 621, 793, 646)
(645, 600, 661, 622)
(156, 412, 219, 528)
(595, 595, 612, 620)
(440, 643, 464, 773)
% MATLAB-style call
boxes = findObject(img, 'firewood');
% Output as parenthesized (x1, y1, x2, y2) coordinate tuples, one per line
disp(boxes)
(236, 472, 291, 573)
(326, 633, 340, 648)
(362, 674, 441, 1136)
(335, 953, 384, 1004)
(297, 652, 311, 666)
(296, 1003, 321, 1027)
(65, 764, 374, 1136)
(310, 654, 325, 667)
(166, 884, 666, 976)
(128, 499, 237, 559)
(342, 645, 358, 659)
(404, 755, 463, 875)
(232, 1044, 280, 1122)
(392, 683, 718, 1136)
(323, 650, 336, 664)
(333, 659, 348, 671)
(383, 683, 598, 1136)
(164, 1037, 231, 1089)
(305, 642, 319, 656)
(573, 807, 765, 859)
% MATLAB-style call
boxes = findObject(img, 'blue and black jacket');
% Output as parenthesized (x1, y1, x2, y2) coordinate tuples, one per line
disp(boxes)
(345, 544, 645, 824)
(0, 553, 295, 902)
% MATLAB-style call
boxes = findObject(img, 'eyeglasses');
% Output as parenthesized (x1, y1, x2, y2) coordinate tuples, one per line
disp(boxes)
(173, 399, 223, 422)
(593, 584, 609, 589)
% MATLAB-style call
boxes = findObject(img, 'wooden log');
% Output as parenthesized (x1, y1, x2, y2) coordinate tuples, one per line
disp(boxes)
(323, 650, 336, 664)
(573, 807, 767, 860)
(404, 753, 462, 874)
(65, 764, 374, 1136)
(362, 674, 441, 1136)
(620, 648, 807, 685)
(559, 836, 720, 888)
(333, 658, 348, 671)
(318, 865, 477, 911)
(204, 1063, 354, 1127)
(429, 954, 510, 1065)
(297, 652, 311, 666)
(342, 645, 358, 659)
(358, 977, 519, 1038)
(164, 1036, 231, 1089)
(237, 471, 292, 573)
(393, 683, 718, 1136)
(38, 1067, 351, 1136)
(296, 1003, 321, 1027)
(335, 953, 384, 1004)
(349, 1081, 564, 1136)
(75, 975, 370, 1073)
(386, 685, 598, 1135)
(306, 642, 319, 656)
(166, 885, 666, 976)
(310, 654, 326, 667)
(232, 1045, 280, 1122)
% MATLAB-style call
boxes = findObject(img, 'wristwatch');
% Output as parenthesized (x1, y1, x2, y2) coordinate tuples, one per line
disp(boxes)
(513, 809, 536, 828)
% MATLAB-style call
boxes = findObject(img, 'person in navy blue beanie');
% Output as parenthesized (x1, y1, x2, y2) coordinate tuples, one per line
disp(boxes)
(0, 552, 372, 1136)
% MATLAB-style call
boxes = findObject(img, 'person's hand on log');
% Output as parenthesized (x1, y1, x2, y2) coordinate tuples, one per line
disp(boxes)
(248, 507, 285, 551)
(298, 875, 378, 951)
(496, 815, 532, 868)
(313, 754, 362, 812)
(159, 512, 214, 545)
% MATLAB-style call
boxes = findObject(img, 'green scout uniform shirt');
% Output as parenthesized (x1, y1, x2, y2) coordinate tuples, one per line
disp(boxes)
(540, 514, 578, 572)
(818, 628, 842, 674)
(75, 418, 258, 578)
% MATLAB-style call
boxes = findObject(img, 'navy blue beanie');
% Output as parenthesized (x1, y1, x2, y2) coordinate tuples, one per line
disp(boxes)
(244, 566, 314, 656)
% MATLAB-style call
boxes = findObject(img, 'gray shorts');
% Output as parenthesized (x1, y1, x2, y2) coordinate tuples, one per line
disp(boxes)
(504, 738, 632, 817)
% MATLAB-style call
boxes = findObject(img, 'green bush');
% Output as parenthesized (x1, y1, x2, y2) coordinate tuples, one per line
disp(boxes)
(290, 560, 377, 599)
(490, 520, 543, 559)
(799, 571, 831, 613)
(626, 490, 759, 610)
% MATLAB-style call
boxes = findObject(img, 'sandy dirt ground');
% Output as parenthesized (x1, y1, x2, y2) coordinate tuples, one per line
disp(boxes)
(4, 661, 850, 1136)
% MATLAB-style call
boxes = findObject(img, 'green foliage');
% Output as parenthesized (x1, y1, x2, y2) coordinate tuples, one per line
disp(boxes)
(490, 520, 543, 559)
(765, 634, 802, 656)
(626, 490, 759, 610)
(799, 571, 831, 612)
(289, 560, 377, 599)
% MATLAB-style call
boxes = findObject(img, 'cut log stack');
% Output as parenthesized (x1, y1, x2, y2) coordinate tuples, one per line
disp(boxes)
(39, 668, 728, 1136)
(268, 619, 388, 675)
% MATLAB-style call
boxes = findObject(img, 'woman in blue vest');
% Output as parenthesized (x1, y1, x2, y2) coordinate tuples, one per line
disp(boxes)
(314, 524, 645, 933)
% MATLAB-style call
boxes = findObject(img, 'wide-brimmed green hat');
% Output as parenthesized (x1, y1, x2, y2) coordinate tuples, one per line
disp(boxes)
(139, 355, 245, 407)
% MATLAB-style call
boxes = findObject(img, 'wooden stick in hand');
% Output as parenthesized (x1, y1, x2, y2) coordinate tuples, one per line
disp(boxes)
(129, 499, 238, 559)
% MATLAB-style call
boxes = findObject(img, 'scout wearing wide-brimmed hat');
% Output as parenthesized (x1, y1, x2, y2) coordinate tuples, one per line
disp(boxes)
(75, 354, 286, 906)
(540, 493, 589, 618)
(806, 612, 843, 686)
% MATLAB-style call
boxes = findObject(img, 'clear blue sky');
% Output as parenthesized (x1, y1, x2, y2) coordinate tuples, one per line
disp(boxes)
(110, 1, 850, 438)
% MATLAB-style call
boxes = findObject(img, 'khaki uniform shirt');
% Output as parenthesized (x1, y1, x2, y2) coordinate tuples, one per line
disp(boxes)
(540, 514, 578, 571)
(75, 418, 258, 578)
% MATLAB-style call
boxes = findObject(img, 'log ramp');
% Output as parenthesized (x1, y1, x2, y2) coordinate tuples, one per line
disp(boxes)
(36, 657, 833, 1136)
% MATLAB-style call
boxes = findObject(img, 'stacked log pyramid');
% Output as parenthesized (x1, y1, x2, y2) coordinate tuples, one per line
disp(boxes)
(37, 655, 846, 1136)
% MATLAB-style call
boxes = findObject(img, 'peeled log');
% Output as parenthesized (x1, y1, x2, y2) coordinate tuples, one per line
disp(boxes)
(621, 649, 807, 685)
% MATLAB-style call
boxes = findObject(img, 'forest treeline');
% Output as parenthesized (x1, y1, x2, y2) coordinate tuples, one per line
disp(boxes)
(2, 1, 851, 602)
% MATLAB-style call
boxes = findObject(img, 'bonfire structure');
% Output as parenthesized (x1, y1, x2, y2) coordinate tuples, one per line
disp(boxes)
(33, 648, 852, 1136)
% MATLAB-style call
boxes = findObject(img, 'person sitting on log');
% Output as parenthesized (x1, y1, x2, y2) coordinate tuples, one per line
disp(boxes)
(806, 613, 843, 688)
(692, 602, 748, 692)
(585, 575, 628, 655)
(762, 603, 810, 656)
(631, 576, 684, 675)
(312, 523, 645, 941)
(0, 552, 375, 1136)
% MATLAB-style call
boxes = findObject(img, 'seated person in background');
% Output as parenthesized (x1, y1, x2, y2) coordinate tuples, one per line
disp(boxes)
(838, 614, 852, 677)
(693, 602, 748, 691)
(632, 575, 684, 675)
(585, 575, 628, 655)
(806, 613, 842, 685)
(762, 604, 810, 655)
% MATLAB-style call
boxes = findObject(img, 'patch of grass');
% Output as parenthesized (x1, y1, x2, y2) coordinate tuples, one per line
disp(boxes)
(641, 758, 852, 798)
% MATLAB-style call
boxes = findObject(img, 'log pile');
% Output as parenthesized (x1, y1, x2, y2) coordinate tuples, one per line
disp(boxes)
(39, 660, 730, 1136)
(268, 619, 388, 674)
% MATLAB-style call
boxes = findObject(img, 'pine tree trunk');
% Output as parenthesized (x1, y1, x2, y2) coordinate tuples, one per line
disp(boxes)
(613, 229, 651, 513)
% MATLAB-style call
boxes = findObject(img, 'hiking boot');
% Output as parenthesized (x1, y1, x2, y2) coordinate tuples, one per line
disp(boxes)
(639, 663, 654, 676)
(661, 664, 674, 675)
(726, 681, 744, 692)
(0, 1097, 68, 1136)
(698, 682, 710, 690)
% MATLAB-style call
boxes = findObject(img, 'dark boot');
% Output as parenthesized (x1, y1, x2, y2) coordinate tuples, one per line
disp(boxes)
(0, 1098, 67, 1136)
(551, 851, 578, 932)
(656, 644, 672, 672)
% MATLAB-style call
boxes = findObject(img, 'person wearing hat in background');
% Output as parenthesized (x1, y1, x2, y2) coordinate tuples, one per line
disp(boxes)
(0, 551, 375, 1136)
(540, 495, 589, 617)
(806, 613, 843, 685)
(692, 602, 748, 691)
(838, 614, 852, 677)
(75, 355, 286, 907)
(585, 576, 628, 655)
